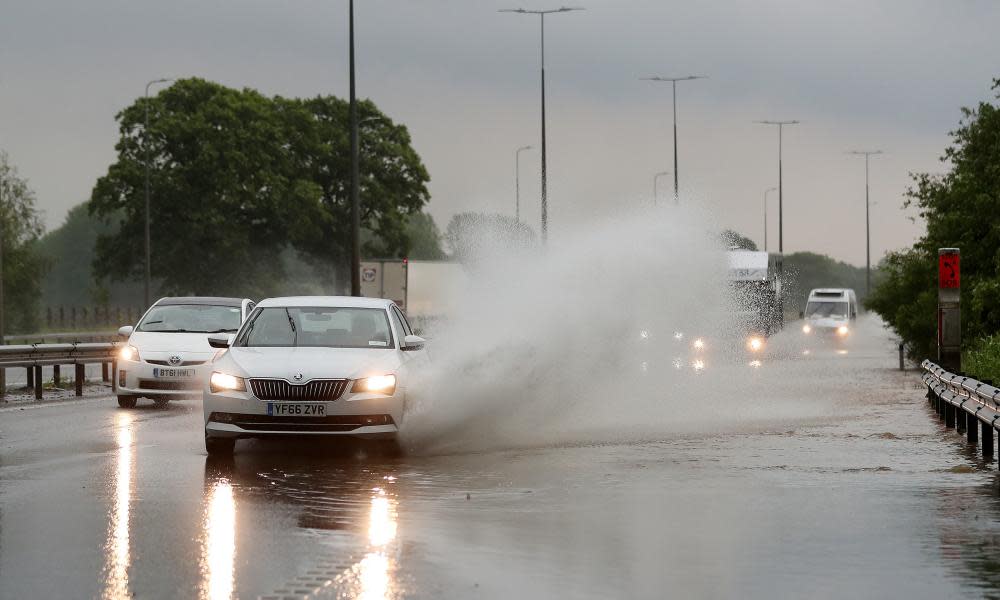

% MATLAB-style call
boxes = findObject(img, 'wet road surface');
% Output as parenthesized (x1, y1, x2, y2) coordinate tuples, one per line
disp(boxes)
(4, 326, 1000, 599)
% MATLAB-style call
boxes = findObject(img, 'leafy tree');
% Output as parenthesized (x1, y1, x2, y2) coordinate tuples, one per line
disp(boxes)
(88, 78, 430, 297)
(869, 79, 1000, 359)
(404, 211, 446, 260)
(443, 212, 537, 264)
(36, 203, 144, 310)
(278, 95, 430, 274)
(0, 152, 47, 333)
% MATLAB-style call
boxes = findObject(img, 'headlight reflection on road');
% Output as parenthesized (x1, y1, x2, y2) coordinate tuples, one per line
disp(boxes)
(101, 414, 134, 600)
(337, 486, 400, 600)
(200, 481, 236, 600)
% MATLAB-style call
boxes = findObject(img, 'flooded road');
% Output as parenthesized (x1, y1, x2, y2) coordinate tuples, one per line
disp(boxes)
(3, 323, 1000, 599)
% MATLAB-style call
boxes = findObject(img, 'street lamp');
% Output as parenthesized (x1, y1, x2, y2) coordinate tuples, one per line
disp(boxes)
(515, 145, 534, 223)
(500, 6, 584, 243)
(848, 149, 883, 296)
(349, 0, 361, 296)
(653, 171, 670, 205)
(143, 77, 174, 309)
(763, 187, 777, 252)
(754, 120, 799, 253)
(641, 75, 706, 204)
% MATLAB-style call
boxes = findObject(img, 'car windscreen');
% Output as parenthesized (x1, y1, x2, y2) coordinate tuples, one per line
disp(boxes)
(236, 307, 394, 349)
(137, 304, 242, 333)
(805, 301, 848, 319)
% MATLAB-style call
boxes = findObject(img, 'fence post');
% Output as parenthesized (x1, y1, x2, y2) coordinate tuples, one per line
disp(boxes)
(938, 248, 961, 372)
(33, 365, 42, 400)
(0, 368, 5, 399)
(984, 423, 995, 458)
(75, 364, 84, 396)
(899, 342, 905, 371)
(52, 364, 60, 387)
(26, 366, 34, 389)
(102, 362, 109, 382)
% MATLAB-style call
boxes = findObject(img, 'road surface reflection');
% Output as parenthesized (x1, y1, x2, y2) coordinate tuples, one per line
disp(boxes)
(101, 413, 134, 600)
(202, 448, 402, 599)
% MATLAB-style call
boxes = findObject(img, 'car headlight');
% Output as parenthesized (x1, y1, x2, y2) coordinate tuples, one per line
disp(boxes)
(837, 326, 849, 336)
(802, 324, 811, 334)
(351, 374, 397, 395)
(693, 338, 705, 350)
(120, 345, 139, 361)
(210, 372, 245, 393)
(747, 337, 764, 352)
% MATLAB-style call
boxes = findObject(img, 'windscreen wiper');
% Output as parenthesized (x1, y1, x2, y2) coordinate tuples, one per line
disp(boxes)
(285, 309, 298, 347)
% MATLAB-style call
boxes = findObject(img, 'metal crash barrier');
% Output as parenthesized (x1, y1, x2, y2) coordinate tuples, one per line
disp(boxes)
(0, 343, 120, 400)
(922, 359, 1000, 460)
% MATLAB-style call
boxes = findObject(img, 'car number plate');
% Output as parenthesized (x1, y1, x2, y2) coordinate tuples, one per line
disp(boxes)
(152, 368, 196, 378)
(267, 403, 327, 417)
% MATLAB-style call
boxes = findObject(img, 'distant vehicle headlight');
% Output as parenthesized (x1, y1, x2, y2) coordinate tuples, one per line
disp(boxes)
(747, 337, 764, 352)
(837, 326, 849, 336)
(120, 345, 139, 361)
(802, 324, 812, 334)
(693, 338, 705, 350)
(673, 332, 684, 341)
(210, 372, 245, 393)
(352, 374, 397, 395)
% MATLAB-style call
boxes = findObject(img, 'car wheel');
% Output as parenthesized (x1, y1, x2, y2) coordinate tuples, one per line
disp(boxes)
(117, 395, 138, 409)
(205, 435, 236, 457)
(153, 397, 170, 408)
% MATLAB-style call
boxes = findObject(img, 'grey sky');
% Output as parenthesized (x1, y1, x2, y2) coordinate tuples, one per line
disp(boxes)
(2, 0, 998, 266)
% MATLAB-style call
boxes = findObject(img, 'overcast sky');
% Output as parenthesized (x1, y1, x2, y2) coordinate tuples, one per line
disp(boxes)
(2, 0, 998, 266)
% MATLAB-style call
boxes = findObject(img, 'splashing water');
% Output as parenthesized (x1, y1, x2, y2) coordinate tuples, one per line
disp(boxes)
(401, 206, 853, 454)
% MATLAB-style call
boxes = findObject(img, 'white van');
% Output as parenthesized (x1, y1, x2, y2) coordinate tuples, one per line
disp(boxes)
(801, 288, 858, 338)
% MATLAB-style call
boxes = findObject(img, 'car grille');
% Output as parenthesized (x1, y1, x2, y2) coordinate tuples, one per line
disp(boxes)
(209, 412, 394, 432)
(248, 379, 349, 402)
(146, 359, 206, 366)
(138, 379, 202, 390)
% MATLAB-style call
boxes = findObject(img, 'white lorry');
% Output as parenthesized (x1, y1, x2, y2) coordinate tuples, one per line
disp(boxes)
(359, 259, 466, 322)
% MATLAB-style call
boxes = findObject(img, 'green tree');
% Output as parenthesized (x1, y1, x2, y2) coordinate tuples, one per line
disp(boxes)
(869, 79, 1000, 359)
(88, 78, 430, 296)
(403, 211, 446, 260)
(280, 96, 430, 273)
(0, 152, 47, 333)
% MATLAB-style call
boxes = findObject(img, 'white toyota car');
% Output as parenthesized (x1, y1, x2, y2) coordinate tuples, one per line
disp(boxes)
(202, 296, 427, 456)
(116, 297, 255, 408)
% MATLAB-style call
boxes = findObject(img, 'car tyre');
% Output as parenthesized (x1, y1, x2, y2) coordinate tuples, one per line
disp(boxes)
(117, 395, 138, 409)
(205, 435, 236, 457)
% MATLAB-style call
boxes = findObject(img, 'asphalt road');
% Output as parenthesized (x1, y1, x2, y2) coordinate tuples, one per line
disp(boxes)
(3, 324, 1000, 599)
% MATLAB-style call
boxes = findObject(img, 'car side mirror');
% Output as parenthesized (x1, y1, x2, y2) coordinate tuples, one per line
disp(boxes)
(401, 334, 426, 351)
(208, 334, 234, 349)
(117, 325, 134, 338)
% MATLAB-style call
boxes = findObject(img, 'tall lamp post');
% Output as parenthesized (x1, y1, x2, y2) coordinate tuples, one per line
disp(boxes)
(641, 75, 706, 203)
(848, 149, 883, 295)
(348, 0, 361, 296)
(653, 171, 670, 205)
(500, 6, 584, 243)
(763, 186, 777, 252)
(754, 120, 798, 253)
(143, 77, 173, 309)
(515, 145, 533, 223)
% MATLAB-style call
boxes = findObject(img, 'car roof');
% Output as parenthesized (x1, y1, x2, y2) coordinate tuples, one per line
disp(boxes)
(256, 296, 393, 309)
(155, 296, 247, 307)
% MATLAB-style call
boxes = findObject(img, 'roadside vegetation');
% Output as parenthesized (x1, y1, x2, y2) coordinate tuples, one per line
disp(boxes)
(869, 78, 1000, 375)
(0, 151, 47, 333)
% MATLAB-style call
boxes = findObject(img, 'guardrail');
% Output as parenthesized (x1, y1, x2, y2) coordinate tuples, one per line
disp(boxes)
(922, 359, 1000, 460)
(0, 343, 121, 400)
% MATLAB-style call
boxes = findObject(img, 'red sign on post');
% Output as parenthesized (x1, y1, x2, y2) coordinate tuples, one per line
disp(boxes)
(939, 252, 960, 289)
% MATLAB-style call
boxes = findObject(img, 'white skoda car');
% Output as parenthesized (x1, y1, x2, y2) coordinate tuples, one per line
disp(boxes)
(115, 297, 255, 408)
(202, 296, 427, 456)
